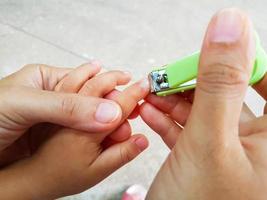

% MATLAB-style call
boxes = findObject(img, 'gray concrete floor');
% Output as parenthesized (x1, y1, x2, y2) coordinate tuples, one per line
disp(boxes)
(0, 0, 266, 199)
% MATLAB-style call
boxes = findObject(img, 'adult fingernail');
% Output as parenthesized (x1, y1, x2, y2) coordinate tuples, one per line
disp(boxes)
(134, 137, 148, 151)
(208, 8, 244, 43)
(95, 102, 120, 123)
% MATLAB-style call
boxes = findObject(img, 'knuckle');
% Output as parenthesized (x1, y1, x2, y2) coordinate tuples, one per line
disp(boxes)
(198, 63, 249, 96)
(22, 64, 46, 89)
(22, 64, 41, 72)
(60, 96, 79, 117)
(82, 82, 95, 93)
(22, 64, 48, 74)
(59, 81, 73, 92)
(119, 145, 135, 165)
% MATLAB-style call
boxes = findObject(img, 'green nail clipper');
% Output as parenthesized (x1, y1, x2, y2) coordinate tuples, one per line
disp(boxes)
(149, 34, 267, 96)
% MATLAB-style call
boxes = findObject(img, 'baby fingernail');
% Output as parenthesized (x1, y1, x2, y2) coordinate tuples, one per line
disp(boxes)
(122, 184, 147, 200)
(134, 137, 148, 151)
(138, 78, 150, 90)
(208, 8, 244, 43)
(95, 102, 120, 123)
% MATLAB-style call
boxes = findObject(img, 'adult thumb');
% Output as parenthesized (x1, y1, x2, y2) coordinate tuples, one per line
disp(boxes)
(0, 86, 122, 149)
(187, 8, 255, 142)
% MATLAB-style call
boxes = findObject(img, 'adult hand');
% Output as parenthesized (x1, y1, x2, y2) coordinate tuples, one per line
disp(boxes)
(0, 64, 149, 199)
(141, 8, 267, 199)
(0, 62, 124, 153)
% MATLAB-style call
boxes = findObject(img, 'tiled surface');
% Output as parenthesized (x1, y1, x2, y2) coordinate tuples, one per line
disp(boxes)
(0, 1, 266, 199)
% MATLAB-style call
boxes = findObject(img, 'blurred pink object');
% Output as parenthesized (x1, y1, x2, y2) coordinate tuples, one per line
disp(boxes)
(121, 184, 147, 200)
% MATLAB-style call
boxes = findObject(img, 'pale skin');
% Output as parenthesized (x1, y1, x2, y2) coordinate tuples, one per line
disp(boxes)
(140, 8, 267, 200)
(1, 7, 267, 200)
(0, 62, 149, 199)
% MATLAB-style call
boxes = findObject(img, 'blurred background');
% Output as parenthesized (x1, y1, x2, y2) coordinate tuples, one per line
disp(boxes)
(0, 0, 265, 199)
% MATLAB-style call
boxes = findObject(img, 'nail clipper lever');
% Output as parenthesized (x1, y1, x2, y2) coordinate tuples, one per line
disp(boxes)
(149, 34, 267, 96)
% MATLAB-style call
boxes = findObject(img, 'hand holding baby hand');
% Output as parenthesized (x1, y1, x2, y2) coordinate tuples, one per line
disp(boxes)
(0, 62, 149, 199)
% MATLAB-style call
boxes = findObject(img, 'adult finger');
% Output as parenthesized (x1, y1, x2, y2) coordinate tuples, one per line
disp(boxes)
(240, 115, 267, 136)
(128, 105, 140, 120)
(240, 103, 256, 123)
(140, 102, 181, 149)
(145, 94, 191, 126)
(0, 87, 122, 141)
(146, 93, 252, 126)
(188, 8, 255, 142)
(1, 64, 71, 90)
(180, 90, 195, 103)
